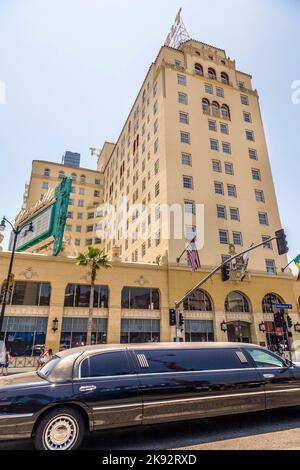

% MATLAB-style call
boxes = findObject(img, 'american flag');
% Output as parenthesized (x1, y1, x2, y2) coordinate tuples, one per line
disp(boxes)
(187, 242, 201, 272)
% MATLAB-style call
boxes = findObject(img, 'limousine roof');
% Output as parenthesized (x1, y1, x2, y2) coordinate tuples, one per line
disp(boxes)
(57, 342, 260, 359)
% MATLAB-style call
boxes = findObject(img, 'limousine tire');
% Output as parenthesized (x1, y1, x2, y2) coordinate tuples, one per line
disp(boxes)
(34, 407, 85, 451)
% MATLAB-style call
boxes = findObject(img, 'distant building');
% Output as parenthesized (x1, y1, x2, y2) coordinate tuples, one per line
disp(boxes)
(62, 151, 81, 168)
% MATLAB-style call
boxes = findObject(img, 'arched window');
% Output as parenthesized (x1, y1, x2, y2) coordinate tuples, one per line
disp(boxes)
(202, 98, 210, 114)
(221, 72, 229, 85)
(225, 291, 251, 313)
(58, 171, 65, 179)
(183, 289, 213, 311)
(262, 293, 285, 314)
(208, 67, 217, 80)
(195, 63, 203, 76)
(71, 173, 77, 181)
(44, 168, 50, 177)
(80, 174, 86, 184)
(121, 287, 160, 310)
(211, 101, 220, 116)
(221, 104, 231, 120)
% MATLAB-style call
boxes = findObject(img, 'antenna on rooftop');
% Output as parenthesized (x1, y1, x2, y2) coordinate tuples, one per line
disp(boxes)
(164, 8, 190, 49)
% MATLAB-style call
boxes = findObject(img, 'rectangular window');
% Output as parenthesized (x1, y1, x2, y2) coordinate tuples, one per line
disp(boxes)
(184, 200, 195, 214)
(66, 224, 72, 232)
(154, 138, 159, 153)
(205, 83, 213, 94)
(227, 184, 237, 197)
(255, 189, 265, 203)
(78, 200, 84, 207)
(208, 120, 217, 132)
(233, 231, 243, 246)
(178, 92, 188, 105)
(179, 112, 189, 124)
(225, 162, 234, 175)
(230, 207, 240, 221)
(155, 230, 161, 246)
(76, 225, 82, 233)
(214, 181, 224, 195)
(220, 122, 229, 134)
(42, 182, 49, 189)
(86, 225, 94, 233)
(217, 205, 226, 219)
(252, 168, 261, 181)
(177, 74, 186, 86)
(219, 230, 229, 245)
(77, 212, 83, 220)
(243, 111, 252, 123)
(210, 139, 219, 151)
(154, 119, 158, 134)
(181, 152, 192, 166)
(241, 94, 249, 105)
(262, 235, 273, 249)
(155, 181, 160, 197)
(266, 259, 276, 274)
(246, 130, 255, 141)
(212, 159, 222, 172)
(183, 175, 193, 189)
(216, 87, 224, 98)
(185, 225, 196, 241)
(180, 131, 190, 144)
(222, 142, 231, 154)
(142, 243, 146, 257)
(154, 159, 159, 175)
(249, 148, 257, 160)
(259, 212, 269, 225)
(79, 187, 85, 195)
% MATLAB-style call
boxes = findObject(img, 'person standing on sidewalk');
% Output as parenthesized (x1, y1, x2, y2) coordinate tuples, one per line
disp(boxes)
(0, 348, 12, 376)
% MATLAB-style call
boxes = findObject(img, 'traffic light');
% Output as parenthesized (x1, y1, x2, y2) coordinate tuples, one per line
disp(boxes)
(274, 312, 284, 329)
(221, 263, 230, 282)
(275, 229, 289, 256)
(287, 316, 293, 328)
(179, 312, 184, 327)
(169, 309, 176, 326)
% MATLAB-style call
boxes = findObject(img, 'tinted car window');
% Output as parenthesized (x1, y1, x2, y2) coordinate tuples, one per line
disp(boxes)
(246, 348, 286, 368)
(138, 348, 248, 374)
(81, 351, 131, 378)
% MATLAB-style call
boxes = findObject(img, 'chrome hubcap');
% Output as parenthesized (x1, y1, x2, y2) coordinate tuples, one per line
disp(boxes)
(44, 415, 78, 450)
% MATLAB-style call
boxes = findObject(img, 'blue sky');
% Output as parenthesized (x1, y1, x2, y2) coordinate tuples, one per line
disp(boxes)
(0, 0, 299, 269)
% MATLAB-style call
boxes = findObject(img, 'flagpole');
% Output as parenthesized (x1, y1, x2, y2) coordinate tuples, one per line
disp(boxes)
(176, 236, 196, 264)
(281, 258, 296, 273)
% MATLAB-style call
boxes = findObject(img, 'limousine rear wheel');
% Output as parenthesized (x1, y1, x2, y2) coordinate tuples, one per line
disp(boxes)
(34, 407, 85, 450)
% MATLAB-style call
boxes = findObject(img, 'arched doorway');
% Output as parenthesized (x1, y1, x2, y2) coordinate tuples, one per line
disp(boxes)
(227, 321, 252, 343)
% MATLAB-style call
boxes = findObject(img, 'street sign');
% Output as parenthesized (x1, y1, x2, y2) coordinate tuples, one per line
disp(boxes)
(275, 304, 293, 310)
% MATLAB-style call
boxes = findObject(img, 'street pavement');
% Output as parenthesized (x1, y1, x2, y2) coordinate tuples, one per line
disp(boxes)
(1, 408, 300, 450)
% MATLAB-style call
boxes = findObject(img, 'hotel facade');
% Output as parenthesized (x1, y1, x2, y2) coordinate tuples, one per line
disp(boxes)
(0, 39, 299, 358)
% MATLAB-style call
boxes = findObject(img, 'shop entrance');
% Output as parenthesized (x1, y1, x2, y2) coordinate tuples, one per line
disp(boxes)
(227, 321, 252, 343)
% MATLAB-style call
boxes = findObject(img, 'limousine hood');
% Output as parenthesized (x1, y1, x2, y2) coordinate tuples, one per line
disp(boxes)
(0, 371, 47, 390)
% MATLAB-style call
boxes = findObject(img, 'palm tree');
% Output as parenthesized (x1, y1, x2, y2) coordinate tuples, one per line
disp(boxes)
(76, 246, 111, 346)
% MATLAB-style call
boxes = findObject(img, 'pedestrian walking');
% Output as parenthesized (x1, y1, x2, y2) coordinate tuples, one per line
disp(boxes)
(44, 348, 53, 363)
(36, 349, 46, 370)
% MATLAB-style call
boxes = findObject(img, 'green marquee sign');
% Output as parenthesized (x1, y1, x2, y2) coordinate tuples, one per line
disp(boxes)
(16, 177, 72, 256)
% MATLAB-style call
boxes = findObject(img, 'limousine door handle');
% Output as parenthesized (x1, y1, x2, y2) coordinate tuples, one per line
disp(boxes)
(79, 385, 97, 392)
(263, 374, 275, 379)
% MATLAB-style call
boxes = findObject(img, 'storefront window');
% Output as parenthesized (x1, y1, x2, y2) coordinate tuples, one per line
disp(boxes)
(121, 287, 160, 310)
(120, 319, 160, 343)
(262, 294, 285, 314)
(185, 320, 214, 342)
(3, 281, 51, 306)
(1, 316, 48, 356)
(60, 317, 107, 350)
(64, 284, 109, 308)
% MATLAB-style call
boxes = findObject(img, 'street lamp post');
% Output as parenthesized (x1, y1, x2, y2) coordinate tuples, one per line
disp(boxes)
(0, 217, 34, 336)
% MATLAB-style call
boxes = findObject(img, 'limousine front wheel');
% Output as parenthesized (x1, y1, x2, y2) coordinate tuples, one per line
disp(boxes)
(34, 407, 85, 450)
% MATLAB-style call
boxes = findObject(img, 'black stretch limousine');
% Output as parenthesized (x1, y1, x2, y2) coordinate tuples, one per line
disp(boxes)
(1, 342, 300, 450)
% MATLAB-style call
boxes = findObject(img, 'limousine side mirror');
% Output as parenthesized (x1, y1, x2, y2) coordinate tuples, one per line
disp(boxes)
(284, 358, 294, 368)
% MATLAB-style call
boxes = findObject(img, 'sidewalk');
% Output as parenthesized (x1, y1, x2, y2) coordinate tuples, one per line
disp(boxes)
(5, 367, 35, 376)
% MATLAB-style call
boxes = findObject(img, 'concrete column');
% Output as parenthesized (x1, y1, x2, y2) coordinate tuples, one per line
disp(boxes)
(250, 312, 266, 347)
(214, 311, 228, 342)
(107, 286, 122, 344)
(45, 285, 65, 353)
